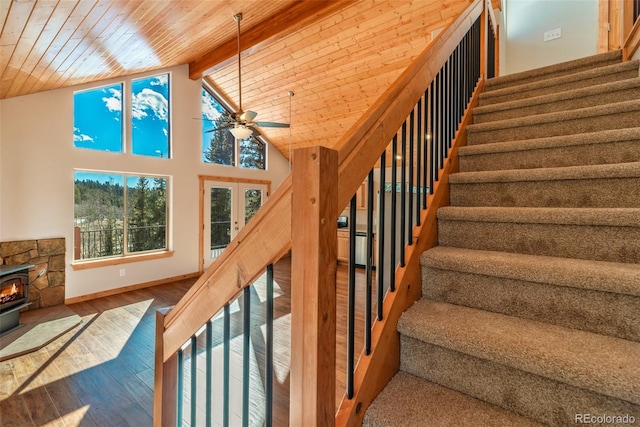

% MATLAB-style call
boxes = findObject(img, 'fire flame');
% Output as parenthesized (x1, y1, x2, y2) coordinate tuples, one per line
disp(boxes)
(0, 284, 19, 304)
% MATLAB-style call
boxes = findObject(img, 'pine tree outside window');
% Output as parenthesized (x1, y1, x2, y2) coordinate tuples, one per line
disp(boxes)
(201, 87, 266, 169)
(74, 171, 168, 260)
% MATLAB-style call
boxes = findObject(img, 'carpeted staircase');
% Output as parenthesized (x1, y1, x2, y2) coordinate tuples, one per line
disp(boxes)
(364, 50, 640, 426)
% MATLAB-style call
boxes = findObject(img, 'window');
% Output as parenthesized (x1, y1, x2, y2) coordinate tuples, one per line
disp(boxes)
(201, 87, 266, 169)
(73, 74, 170, 158)
(74, 171, 168, 261)
(132, 74, 170, 157)
(74, 83, 123, 152)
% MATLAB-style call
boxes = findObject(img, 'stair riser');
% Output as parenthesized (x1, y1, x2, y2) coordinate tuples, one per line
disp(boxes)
(450, 178, 640, 208)
(459, 140, 640, 172)
(474, 87, 640, 124)
(422, 267, 640, 342)
(467, 110, 640, 145)
(438, 220, 640, 263)
(485, 55, 623, 92)
(479, 69, 638, 106)
(400, 337, 640, 427)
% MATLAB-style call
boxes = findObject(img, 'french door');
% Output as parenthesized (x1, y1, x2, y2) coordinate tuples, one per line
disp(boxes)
(203, 180, 268, 269)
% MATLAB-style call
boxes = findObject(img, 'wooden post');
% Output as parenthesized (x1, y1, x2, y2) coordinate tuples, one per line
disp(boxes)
(290, 146, 338, 427)
(73, 226, 81, 260)
(154, 307, 178, 427)
(480, 0, 489, 78)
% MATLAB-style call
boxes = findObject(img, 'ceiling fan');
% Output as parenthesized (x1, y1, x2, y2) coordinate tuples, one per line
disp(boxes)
(206, 13, 290, 140)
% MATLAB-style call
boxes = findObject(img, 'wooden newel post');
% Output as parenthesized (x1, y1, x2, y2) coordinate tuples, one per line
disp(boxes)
(290, 146, 338, 427)
(480, 0, 489, 78)
(154, 307, 178, 427)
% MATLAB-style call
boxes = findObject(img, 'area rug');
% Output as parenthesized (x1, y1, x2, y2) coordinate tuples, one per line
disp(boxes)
(0, 305, 82, 361)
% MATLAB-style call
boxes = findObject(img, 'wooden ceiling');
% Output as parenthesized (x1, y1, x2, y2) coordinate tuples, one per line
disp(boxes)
(0, 0, 489, 158)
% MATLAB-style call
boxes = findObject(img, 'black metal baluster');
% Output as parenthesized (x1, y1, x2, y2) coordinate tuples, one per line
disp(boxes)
(265, 264, 274, 427)
(422, 85, 432, 205)
(223, 304, 230, 427)
(408, 109, 414, 242)
(400, 121, 407, 267)
(365, 169, 374, 355)
(347, 195, 357, 398)
(377, 151, 386, 320)
(416, 97, 422, 226)
(429, 79, 436, 193)
(390, 135, 398, 292)
(206, 321, 213, 427)
(191, 336, 197, 427)
(444, 58, 450, 154)
(178, 349, 184, 426)
(242, 287, 250, 427)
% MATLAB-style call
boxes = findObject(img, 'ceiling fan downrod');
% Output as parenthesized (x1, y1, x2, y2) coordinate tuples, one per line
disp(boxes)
(233, 13, 243, 116)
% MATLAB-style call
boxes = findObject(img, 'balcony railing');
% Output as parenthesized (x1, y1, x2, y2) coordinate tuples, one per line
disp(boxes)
(74, 225, 166, 260)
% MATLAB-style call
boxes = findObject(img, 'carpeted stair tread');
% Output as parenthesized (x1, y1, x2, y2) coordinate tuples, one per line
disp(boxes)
(451, 161, 640, 184)
(484, 50, 622, 91)
(458, 128, 640, 171)
(473, 77, 640, 123)
(449, 162, 640, 208)
(421, 246, 640, 297)
(479, 60, 639, 106)
(466, 99, 640, 145)
(437, 207, 640, 262)
(362, 372, 545, 427)
(437, 206, 640, 227)
(398, 300, 640, 404)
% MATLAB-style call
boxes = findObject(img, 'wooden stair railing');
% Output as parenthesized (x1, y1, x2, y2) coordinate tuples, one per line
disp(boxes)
(154, 0, 496, 425)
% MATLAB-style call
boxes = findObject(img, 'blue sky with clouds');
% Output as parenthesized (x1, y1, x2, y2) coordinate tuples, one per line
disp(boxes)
(73, 74, 169, 157)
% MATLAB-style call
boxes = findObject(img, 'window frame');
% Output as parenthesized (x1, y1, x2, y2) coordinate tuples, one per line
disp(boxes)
(73, 82, 125, 153)
(201, 82, 268, 170)
(72, 170, 172, 269)
(73, 72, 172, 159)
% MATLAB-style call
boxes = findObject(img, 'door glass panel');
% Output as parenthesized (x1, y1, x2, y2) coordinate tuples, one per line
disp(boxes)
(244, 188, 262, 225)
(210, 187, 232, 259)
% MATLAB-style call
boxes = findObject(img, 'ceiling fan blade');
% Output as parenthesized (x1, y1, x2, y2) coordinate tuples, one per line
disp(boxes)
(205, 125, 231, 133)
(240, 110, 258, 122)
(254, 121, 290, 128)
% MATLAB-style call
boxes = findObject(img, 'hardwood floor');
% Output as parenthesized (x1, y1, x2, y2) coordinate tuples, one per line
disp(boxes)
(0, 257, 378, 426)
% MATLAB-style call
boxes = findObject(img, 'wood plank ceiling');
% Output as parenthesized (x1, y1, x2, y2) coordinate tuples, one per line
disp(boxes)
(0, 0, 484, 158)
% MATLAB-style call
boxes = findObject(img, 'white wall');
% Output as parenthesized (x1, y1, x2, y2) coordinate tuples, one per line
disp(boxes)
(503, 0, 599, 75)
(0, 64, 289, 299)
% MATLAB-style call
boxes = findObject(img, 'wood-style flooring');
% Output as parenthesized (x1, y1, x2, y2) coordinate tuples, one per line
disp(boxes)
(0, 257, 378, 426)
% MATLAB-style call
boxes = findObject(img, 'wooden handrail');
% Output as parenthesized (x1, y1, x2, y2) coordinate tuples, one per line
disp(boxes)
(336, 0, 483, 210)
(162, 174, 293, 359)
(161, 0, 484, 362)
(156, 1, 490, 424)
(487, 0, 498, 38)
(623, 15, 640, 60)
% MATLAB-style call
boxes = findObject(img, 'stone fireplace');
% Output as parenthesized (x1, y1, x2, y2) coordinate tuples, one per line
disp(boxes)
(0, 238, 65, 310)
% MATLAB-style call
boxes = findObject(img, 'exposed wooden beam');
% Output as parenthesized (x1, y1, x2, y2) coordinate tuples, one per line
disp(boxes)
(188, 0, 355, 80)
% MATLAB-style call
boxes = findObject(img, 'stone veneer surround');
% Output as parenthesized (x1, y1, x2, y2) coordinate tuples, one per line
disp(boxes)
(0, 238, 65, 309)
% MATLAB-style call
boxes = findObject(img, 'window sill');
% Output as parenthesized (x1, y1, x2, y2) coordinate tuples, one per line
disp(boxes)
(71, 250, 174, 271)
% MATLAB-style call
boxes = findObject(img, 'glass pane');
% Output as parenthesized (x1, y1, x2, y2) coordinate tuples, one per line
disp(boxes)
(74, 172, 125, 259)
(240, 137, 265, 170)
(132, 74, 170, 158)
(74, 84, 123, 152)
(126, 176, 167, 253)
(210, 188, 232, 253)
(244, 189, 262, 224)
(202, 88, 235, 166)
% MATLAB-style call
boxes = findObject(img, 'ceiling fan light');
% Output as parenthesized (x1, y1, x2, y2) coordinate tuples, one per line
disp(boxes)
(229, 125, 253, 140)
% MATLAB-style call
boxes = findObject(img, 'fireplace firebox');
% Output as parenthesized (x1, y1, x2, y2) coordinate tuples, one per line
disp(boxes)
(0, 264, 34, 334)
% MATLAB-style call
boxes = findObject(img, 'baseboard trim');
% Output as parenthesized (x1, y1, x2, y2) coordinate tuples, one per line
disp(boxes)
(65, 272, 200, 305)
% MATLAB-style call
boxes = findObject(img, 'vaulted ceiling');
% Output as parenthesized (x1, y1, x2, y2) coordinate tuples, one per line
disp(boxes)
(0, 0, 497, 158)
